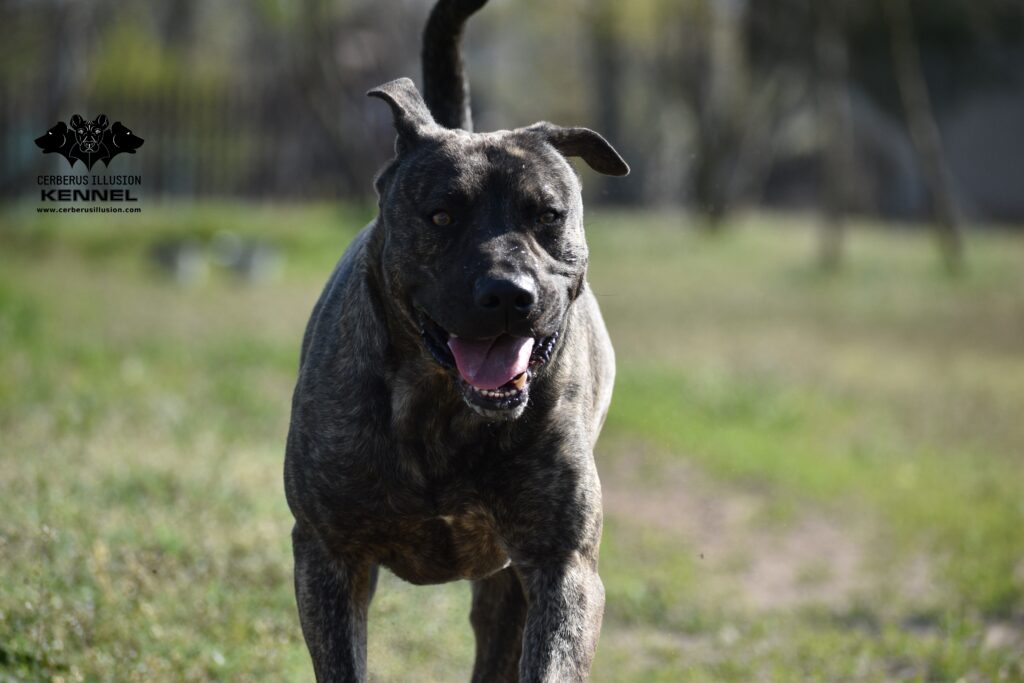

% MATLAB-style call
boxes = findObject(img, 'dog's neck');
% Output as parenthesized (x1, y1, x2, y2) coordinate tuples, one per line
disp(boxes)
(362, 220, 425, 364)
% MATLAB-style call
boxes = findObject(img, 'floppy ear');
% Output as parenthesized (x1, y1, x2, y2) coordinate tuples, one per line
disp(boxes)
(527, 122, 630, 176)
(367, 78, 438, 152)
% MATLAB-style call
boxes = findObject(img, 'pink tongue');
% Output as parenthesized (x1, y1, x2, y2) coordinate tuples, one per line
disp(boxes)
(447, 335, 534, 390)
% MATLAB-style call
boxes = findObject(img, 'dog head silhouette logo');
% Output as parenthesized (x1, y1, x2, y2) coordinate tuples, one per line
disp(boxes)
(35, 114, 144, 170)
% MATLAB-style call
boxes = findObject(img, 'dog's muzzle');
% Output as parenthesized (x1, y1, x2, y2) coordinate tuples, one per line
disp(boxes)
(418, 312, 559, 417)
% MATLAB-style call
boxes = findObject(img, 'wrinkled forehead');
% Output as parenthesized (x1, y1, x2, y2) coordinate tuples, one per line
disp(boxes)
(399, 130, 579, 204)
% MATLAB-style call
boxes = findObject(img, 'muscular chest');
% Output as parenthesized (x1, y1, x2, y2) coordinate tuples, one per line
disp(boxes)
(312, 385, 565, 583)
(372, 502, 511, 584)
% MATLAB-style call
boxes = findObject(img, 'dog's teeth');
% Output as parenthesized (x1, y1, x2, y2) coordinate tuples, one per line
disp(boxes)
(471, 383, 526, 401)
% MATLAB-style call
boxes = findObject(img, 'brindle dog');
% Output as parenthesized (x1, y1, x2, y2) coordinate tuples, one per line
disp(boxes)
(284, 1, 628, 680)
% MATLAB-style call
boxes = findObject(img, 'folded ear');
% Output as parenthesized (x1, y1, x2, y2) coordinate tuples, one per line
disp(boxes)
(367, 78, 438, 152)
(527, 122, 629, 176)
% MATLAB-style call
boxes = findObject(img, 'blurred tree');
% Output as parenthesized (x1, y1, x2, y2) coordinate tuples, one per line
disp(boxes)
(815, 0, 854, 271)
(1, 0, 1021, 222)
(589, 0, 630, 204)
(645, 0, 752, 229)
(884, 0, 965, 273)
(289, 0, 424, 196)
(681, 0, 748, 231)
(158, 0, 196, 49)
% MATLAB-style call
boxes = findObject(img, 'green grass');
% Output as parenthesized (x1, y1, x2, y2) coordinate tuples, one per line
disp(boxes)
(1, 203, 1022, 681)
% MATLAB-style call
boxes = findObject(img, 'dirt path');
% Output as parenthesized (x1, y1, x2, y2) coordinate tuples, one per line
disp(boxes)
(599, 439, 932, 612)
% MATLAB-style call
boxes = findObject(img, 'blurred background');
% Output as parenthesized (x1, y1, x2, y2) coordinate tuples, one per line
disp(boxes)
(1, 0, 1023, 681)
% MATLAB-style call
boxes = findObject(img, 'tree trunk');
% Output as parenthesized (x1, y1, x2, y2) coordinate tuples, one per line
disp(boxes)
(815, 0, 854, 271)
(884, 0, 965, 274)
(692, 0, 747, 232)
(590, 1, 631, 205)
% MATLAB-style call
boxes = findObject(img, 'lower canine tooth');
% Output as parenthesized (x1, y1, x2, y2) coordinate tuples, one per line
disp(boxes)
(511, 372, 527, 390)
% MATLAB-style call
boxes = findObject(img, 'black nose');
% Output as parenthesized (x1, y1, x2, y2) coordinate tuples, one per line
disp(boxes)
(474, 276, 536, 318)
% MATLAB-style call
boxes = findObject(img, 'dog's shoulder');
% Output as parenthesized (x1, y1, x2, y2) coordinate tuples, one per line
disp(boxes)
(286, 221, 394, 511)
(534, 284, 614, 448)
(577, 285, 615, 443)
(298, 222, 380, 371)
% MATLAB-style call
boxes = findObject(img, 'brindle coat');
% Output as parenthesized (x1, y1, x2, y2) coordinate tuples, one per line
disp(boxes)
(284, 1, 628, 681)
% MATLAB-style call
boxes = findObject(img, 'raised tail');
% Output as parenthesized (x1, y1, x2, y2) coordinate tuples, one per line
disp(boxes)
(422, 0, 488, 132)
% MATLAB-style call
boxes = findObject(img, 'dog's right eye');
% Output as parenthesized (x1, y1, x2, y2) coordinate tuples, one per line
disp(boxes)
(430, 211, 452, 227)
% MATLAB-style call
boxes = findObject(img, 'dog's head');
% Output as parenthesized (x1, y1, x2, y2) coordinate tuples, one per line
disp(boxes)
(35, 121, 71, 153)
(368, 78, 627, 419)
(70, 114, 109, 153)
(105, 121, 144, 154)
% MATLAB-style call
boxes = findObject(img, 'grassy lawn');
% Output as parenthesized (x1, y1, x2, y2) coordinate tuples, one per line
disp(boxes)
(1, 203, 1022, 682)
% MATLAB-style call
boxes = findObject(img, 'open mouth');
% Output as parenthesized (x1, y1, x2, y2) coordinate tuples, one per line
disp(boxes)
(419, 313, 559, 415)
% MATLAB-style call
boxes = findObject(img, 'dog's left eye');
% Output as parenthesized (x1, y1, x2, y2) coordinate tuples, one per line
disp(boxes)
(538, 210, 560, 225)
(431, 211, 452, 226)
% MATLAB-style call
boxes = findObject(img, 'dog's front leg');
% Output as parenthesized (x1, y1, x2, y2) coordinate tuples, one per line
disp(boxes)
(292, 525, 376, 683)
(516, 554, 605, 683)
(470, 566, 528, 682)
